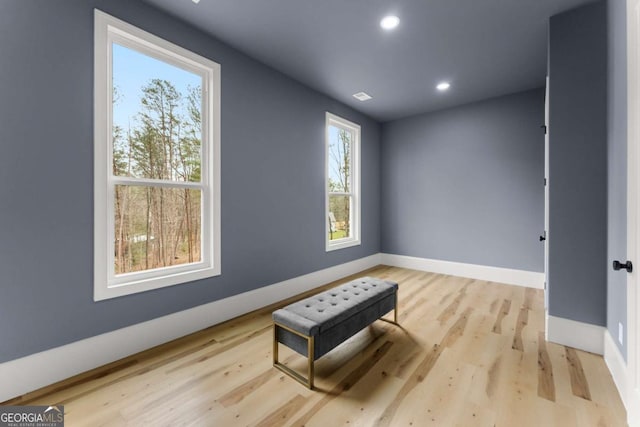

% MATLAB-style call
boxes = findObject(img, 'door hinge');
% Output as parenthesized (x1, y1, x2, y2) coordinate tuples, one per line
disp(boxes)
(541, 124, 547, 134)
(544, 178, 547, 186)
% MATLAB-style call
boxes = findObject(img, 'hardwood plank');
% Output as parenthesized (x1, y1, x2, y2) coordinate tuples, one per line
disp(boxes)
(218, 368, 276, 407)
(512, 306, 529, 351)
(538, 331, 556, 402)
(490, 297, 501, 314)
(523, 288, 536, 310)
(565, 347, 592, 401)
(545, 340, 578, 406)
(254, 394, 307, 427)
(436, 287, 466, 325)
(387, 358, 488, 427)
(492, 299, 512, 334)
(487, 354, 502, 398)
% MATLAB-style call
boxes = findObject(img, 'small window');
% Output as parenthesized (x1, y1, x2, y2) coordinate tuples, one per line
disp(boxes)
(326, 112, 361, 251)
(94, 10, 221, 300)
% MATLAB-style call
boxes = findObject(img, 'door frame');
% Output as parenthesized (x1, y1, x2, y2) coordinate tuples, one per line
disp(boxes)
(627, 0, 640, 423)
(544, 77, 550, 313)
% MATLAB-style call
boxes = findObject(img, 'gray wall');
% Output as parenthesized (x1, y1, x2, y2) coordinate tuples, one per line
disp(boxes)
(607, 0, 628, 358)
(0, 0, 381, 363)
(381, 89, 545, 272)
(548, 1, 608, 326)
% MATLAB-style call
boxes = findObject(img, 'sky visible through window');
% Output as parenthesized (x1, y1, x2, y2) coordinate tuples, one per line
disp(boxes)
(112, 43, 201, 133)
(328, 125, 348, 188)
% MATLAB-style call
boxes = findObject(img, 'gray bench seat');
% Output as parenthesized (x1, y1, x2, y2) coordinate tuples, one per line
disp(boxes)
(272, 276, 399, 389)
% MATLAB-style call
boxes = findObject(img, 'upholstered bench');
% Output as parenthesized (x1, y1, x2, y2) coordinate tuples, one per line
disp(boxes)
(272, 276, 399, 389)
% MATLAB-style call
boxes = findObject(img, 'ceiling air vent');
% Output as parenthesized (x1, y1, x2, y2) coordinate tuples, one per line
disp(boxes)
(352, 92, 372, 101)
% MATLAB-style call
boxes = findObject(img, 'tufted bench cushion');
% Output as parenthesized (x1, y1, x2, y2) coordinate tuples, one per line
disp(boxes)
(272, 276, 399, 388)
(273, 277, 397, 336)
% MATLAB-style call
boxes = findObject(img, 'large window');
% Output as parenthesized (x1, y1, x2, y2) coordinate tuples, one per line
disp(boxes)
(326, 112, 361, 251)
(94, 10, 221, 301)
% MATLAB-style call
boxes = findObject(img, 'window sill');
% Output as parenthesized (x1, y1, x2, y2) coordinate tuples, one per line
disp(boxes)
(94, 265, 220, 301)
(326, 238, 361, 252)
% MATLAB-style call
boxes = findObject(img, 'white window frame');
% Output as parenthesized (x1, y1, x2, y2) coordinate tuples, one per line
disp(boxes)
(94, 10, 221, 301)
(325, 112, 361, 251)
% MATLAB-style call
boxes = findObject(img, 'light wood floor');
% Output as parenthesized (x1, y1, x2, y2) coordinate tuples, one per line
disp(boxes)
(5, 266, 627, 426)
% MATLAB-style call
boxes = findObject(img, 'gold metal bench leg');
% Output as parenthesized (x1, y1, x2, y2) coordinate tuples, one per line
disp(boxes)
(394, 296, 398, 324)
(308, 335, 315, 389)
(273, 323, 279, 365)
(273, 323, 315, 389)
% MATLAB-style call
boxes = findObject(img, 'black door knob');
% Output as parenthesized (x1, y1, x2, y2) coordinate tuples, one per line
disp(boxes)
(539, 235, 546, 241)
(613, 260, 633, 273)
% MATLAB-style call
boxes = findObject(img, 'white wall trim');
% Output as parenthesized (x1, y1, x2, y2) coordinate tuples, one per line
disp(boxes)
(627, 1, 640, 425)
(546, 313, 604, 355)
(604, 329, 640, 427)
(604, 330, 628, 409)
(0, 254, 381, 402)
(380, 253, 544, 289)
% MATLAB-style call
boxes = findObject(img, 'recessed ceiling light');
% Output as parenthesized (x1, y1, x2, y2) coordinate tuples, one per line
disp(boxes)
(353, 92, 373, 101)
(436, 82, 451, 91)
(380, 15, 400, 30)
(192, 0, 201, 3)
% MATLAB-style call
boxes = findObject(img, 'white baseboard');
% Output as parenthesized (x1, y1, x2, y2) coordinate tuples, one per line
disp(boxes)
(0, 254, 382, 402)
(604, 330, 640, 427)
(546, 313, 604, 355)
(604, 330, 628, 409)
(380, 253, 544, 289)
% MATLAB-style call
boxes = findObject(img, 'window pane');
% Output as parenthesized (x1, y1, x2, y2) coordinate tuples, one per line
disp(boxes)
(114, 185, 202, 274)
(112, 43, 202, 182)
(327, 125, 352, 193)
(328, 195, 351, 241)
